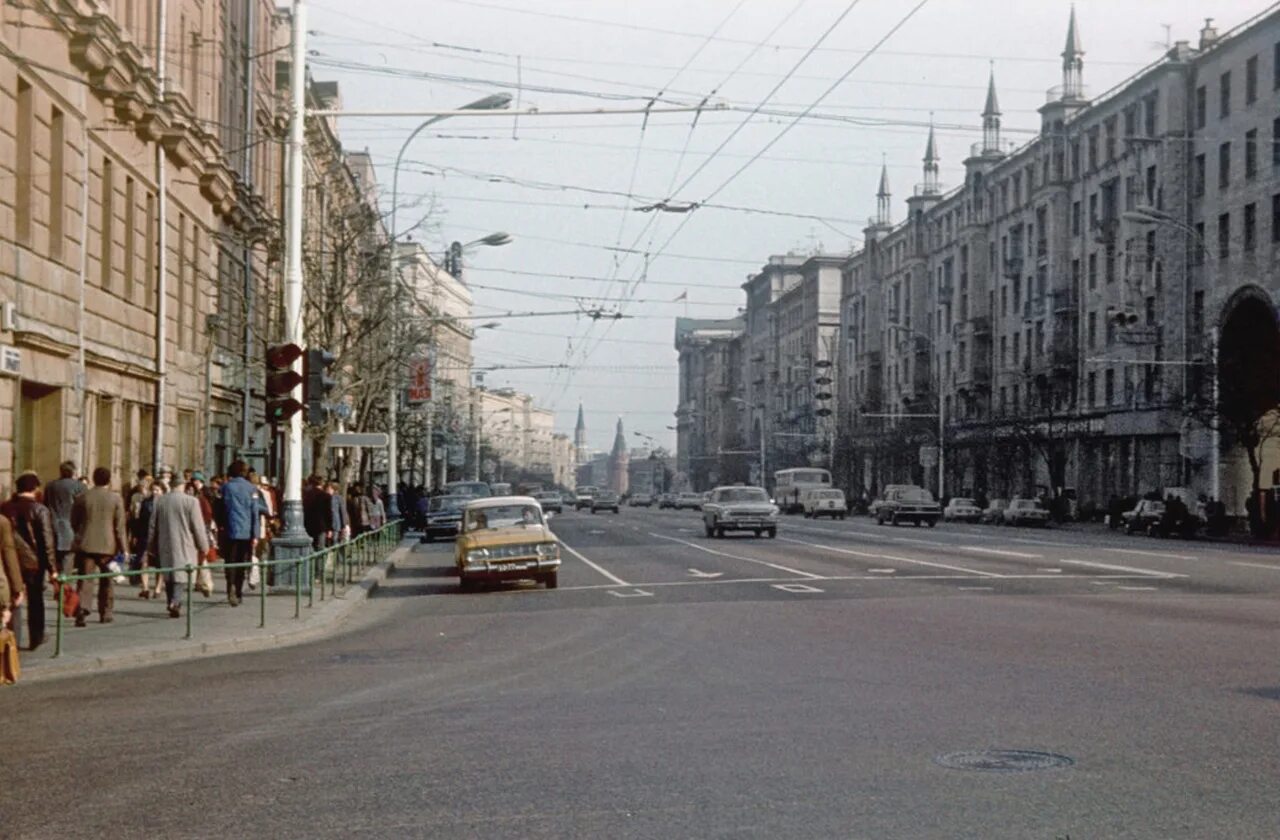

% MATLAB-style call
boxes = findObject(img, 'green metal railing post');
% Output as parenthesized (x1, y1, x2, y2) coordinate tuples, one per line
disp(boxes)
(294, 558, 301, 618)
(54, 582, 64, 657)
(259, 562, 267, 628)
(184, 566, 193, 639)
(308, 551, 316, 609)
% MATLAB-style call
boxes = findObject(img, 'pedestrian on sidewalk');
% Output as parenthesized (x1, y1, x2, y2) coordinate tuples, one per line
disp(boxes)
(44, 461, 84, 577)
(1, 472, 59, 649)
(187, 473, 216, 596)
(134, 482, 164, 598)
(250, 473, 275, 590)
(328, 482, 348, 546)
(0, 512, 20, 641)
(347, 483, 372, 537)
(368, 486, 386, 531)
(303, 475, 331, 549)
(70, 467, 128, 626)
(147, 481, 210, 619)
(219, 460, 261, 607)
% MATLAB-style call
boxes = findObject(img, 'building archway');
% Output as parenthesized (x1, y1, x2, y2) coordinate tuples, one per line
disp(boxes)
(1217, 287, 1280, 511)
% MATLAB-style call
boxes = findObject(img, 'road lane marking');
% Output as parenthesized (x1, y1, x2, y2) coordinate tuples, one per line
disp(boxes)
(778, 536, 1002, 577)
(688, 568, 724, 578)
(1228, 561, 1280, 571)
(868, 568, 896, 574)
(608, 589, 653, 598)
(1060, 559, 1186, 578)
(958, 546, 1042, 559)
(772, 583, 823, 593)
(649, 532, 823, 579)
(557, 539, 631, 586)
(1103, 547, 1197, 561)
(1117, 586, 1158, 591)
(548, 572, 1165, 593)
(958, 586, 995, 591)
(1039, 568, 1063, 573)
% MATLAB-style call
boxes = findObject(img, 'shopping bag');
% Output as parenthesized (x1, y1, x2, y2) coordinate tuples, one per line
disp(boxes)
(109, 554, 128, 584)
(0, 628, 20, 684)
(61, 583, 80, 618)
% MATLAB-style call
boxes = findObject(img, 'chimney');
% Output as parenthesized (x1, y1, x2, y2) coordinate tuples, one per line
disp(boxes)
(1199, 18, 1219, 50)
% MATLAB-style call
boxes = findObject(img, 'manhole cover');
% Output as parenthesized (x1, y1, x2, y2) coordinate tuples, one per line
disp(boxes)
(934, 749, 1074, 773)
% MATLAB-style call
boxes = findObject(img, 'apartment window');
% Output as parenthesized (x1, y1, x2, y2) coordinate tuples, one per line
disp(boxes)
(124, 177, 137, 297)
(1104, 248, 1115, 284)
(1192, 291, 1205, 338)
(1145, 230, 1156, 270)
(1000, 336, 1008, 365)
(1244, 202, 1257, 252)
(1247, 55, 1259, 103)
(15, 78, 33, 244)
(1273, 193, 1280, 243)
(1087, 372, 1097, 407)
(1220, 70, 1231, 118)
(1193, 153, 1206, 197)
(1145, 165, 1157, 205)
(1000, 387, 1007, 412)
(1219, 142, 1231, 189)
(1088, 193, 1098, 225)
(49, 106, 65, 259)
(1244, 129, 1258, 179)
(1194, 222, 1206, 264)
(1195, 85, 1206, 129)
(1105, 368, 1115, 405)
(1071, 258, 1081, 294)
(1071, 200, 1081, 235)
(1275, 42, 1280, 89)
(1087, 252, 1097, 290)
(1013, 333, 1021, 364)
(1273, 117, 1280, 168)
(1104, 116, 1117, 161)
(1123, 106, 1137, 138)
(1087, 128, 1098, 169)
(1034, 320, 1045, 357)
(1143, 93, 1158, 136)
(1218, 212, 1230, 259)
(100, 157, 114, 290)
(1088, 311, 1097, 348)
(144, 192, 156, 308)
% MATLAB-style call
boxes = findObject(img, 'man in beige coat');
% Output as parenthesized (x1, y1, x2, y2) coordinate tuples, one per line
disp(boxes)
(70, 467, 128, 625)
(146, 481, 210, 618)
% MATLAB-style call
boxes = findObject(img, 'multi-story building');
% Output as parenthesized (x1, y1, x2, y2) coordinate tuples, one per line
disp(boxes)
(674, 316, 744, 490)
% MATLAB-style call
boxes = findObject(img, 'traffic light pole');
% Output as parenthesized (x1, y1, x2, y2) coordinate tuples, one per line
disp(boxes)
(272, 0, 314, 587)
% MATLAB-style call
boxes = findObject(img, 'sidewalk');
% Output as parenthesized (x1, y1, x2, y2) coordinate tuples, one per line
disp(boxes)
(15, 539, 413, 683)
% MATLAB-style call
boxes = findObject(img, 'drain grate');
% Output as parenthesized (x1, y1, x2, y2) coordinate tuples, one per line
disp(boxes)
(934, 749, 1074, 773)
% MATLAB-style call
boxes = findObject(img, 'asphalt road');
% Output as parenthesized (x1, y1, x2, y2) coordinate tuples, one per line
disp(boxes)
(6, 507, 1280, 839)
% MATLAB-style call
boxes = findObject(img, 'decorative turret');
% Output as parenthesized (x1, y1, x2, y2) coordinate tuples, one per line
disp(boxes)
(982, 66, 1001, 153)
(922, 120, 940, 195)
(574, 402, 586, 465)
(1061, 5, 1085, 100)
(875, 161, 891, 226)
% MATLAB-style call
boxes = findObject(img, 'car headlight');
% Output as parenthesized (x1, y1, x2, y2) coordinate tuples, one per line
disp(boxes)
(536, 543, 559, 559)
(465, 548, 490, 564)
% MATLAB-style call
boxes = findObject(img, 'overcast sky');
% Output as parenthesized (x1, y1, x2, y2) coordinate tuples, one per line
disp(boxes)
(306, 0, 1267, 453)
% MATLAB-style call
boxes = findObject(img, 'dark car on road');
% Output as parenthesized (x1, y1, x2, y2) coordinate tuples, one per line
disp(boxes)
(591, 490, 620, 514)
(876, 485, 942, 527)
(420, 494, 473, 542)
(534, 491, 563, 514)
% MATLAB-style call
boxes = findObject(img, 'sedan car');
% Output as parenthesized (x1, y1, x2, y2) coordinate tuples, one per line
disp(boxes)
(628, 493, 654, 507)
(591, 491, 621, 513)
(702, 485, 779, 538)
(574, 486, 598, 511)
(456, 496, 561, 591)
(420, 494, 473, 542)
(1124, 499, 1165, 534)
(980, 499, 1009, 524)
(876, 486, 941, 527)
(533, 491, 563, 514)
(943, 497, 983, 522)
(1002, 497, 1050, 526)
(658, 493, 677, 509)
(674, 492, 704, 511)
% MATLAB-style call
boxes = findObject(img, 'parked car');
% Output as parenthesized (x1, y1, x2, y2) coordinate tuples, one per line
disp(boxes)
(591, 491, 621, 514)
(456, 496, 560, 591)
(801, 488, 847, 519)
(1002, 497, 1050, 527)
(675, 492, 704, 511)
(980, 499, 1009, 524)
(420, 494, 473, 542)
(702, 485, 779, 538)
(1124, 499, 1166, 534)
(628, 493, 654, 507)
(533, 491, 562, 514)
(876, 486, 942, 527)
(657, 493, 676, 509)
(943, 497, 983, 522)
(868, 485, 913, 519)
(575, 485, 598, 511)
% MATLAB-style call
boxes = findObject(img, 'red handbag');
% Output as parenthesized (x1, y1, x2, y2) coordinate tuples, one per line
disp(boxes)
(61, 583, 80, 618)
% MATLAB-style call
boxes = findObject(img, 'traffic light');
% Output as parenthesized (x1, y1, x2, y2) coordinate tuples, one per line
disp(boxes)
(305, 347, 337, 426)
(264, 342, 304, 423)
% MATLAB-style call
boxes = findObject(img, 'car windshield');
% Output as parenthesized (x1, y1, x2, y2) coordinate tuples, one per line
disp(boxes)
(1012, 500, 1041, 510)
(719, 488, 768, 502)
(1145, 501, 1166, 512)
(446, 482, 490, 497)
(680, 493, 700, 499)
(899, 488, 934, 502)
(536, 493, 559, 501)
(989, 499, 1008, 509)
(463, 504, 544, 531)
(429, 495, 470, 512)
(951, 498, 975, 507)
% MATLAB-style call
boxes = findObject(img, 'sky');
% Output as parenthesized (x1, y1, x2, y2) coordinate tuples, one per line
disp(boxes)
(306, 0, 1269, 453)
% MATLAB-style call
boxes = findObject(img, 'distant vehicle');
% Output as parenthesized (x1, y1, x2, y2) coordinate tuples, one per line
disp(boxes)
(675, 492, 703, 511)
(774, 468, 832, 513)
(1002, 497, 1050, 527)
(702, 485, 779, 538)
(516, 483, 544, 496)
(980, 499, 1009, 524)
(628, 493, 654, 507)
(868, 484, 913, 519)
(444, 480, 492, 499)
(489, 482, 513, 496)
(591, 490, 620, 514)
(575, 485, 598, 510)
(801, 488, 847, 519)
(533, 491, 562, 514)
(420, 494, 473, 542)
(876, 485, 941, 527)
(456, 496, 560, 591)
(1124, 499, 1165, 534)
(658, 493, 677, 509)
(943, 497, 983, 522)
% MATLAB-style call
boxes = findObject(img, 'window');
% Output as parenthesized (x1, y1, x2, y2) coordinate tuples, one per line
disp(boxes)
(1194, 153, 1206, 197)
(1000, 336, 1008, 365)
(1071, 258, 1081, 294)
(1088, 311, 1097, 348)
(1219, 142, 1231, 189)
(100, 156, 114, 290)
(1087, 371, 1097, 407)
(1146, 165, 1157, 205)
(1143, 92, 1158, 136)
(1104, 116, 1117, 160)
(1193, 291, 1205, 338)
(1275, 42, 1280, 89)
(124, 177, 136, 297)
(1105, 368, 1115, 405)
(1013, 332, 1021, 364)
(15, 78, 33, 244)
(1071, 201, 1081, 235)
(1087, 252, 1097, 290)
(49, 106, 65, 260)
(1087, 128, 1099, 169)
(144, 192, 156, 308)
(1273, 117, 1280, 168)
(1220, 71, 1231, 118)
(1123, 106, 1137, 138)
(1145, 296, 1156, 326)
(1194, 222, 1206, 264)
(1218, 212, 1230, 259)
(1244, 202, 1257, 251)
(1195, 85, 1206, 129)
(1247, 55, 1259, 104)
(1104, 247, 1116, 284)
(1034, 320, 1045, 357)
(1145, 230, 1156, 270)
(1246, 130, 1258, 178)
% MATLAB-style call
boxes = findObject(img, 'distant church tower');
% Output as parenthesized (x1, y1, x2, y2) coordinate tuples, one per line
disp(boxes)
(574, 403, 587, 466)
(608, 416, 630, 495)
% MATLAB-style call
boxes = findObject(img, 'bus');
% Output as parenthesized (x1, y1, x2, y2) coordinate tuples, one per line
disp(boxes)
(773, 468, 832, 514)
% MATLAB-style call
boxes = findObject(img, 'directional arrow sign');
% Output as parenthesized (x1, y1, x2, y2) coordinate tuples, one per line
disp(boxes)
(687, 568, 724, 579)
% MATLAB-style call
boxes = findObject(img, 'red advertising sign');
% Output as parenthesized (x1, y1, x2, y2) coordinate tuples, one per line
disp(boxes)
(407, 356, 432, 403)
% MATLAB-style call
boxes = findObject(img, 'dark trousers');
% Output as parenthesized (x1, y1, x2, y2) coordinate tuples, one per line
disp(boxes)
(225, 540, 253, 599)
(164, 571, 182, 609)
(75, 553, 115, 619)
(21, 569, 44, 648)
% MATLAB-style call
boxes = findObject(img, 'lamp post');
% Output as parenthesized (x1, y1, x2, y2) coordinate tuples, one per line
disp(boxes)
(1121, 206, 1219, 502)
(384, 92, 512, 520)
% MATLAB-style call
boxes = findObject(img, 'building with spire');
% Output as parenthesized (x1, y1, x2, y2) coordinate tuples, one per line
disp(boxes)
(574, 402, 587, 466)
(607, 417, 630, 495)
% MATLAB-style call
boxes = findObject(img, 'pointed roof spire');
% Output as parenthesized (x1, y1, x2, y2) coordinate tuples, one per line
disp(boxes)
(575, 402, 585, 432)
(877, 159, 890, 197)
(923, 120, 939, 166)
(983, 64, 1000, 117)
(611, 416, 627, 456)
(1063, 4, 1084, 62)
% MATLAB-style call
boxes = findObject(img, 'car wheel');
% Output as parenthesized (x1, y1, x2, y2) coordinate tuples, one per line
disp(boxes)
(926, 518, 937, 528)
(766, 527, 777, 539)
(459, 576, 476, 593)
(754, 529, 762, 537)
(543, 571, 558, 589)
(890, 513, 898, 527)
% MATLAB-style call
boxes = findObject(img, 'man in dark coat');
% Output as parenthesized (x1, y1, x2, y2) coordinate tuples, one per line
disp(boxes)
(1, 472, 58, 649)
(44, 460, 84, 577)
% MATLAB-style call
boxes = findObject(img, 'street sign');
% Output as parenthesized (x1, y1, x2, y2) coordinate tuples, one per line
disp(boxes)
(918, 445, 939, 468)
(327, 432, 390, 448)
(482, 458, 496, 474)
(407, 356, 432, 403)
(448, 444, 466, 466)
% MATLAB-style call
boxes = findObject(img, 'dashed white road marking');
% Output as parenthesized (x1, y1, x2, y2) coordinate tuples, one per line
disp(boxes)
(868, 568, 896, 574)
(1060, 558, 1186, 578)
(1103, 547, 1197, 561)
(1117, 585, 1158, 591)
(688, 568, 725, 579)
(558, 539, 631, 586)
(772, 583, 824, 594)
(958, 545, 1042, 559)
(650, 532, 823, 579)
(608, 589, 653, 598)
(1039, 568, 1063, 574)
(1229, 561, 1280, 572)
(958, 586, 995, 591)
(778, 536, 1002, 578)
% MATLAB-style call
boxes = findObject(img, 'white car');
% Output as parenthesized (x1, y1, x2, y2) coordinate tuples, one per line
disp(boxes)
(702, 486, 779, 538)
(943, 497, 983, 522)
(802, 488, 848, 519)
(1001, 497, 1050, 527)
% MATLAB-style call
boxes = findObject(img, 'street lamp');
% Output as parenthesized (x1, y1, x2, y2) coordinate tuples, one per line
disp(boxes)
(384, 92, 512, 519)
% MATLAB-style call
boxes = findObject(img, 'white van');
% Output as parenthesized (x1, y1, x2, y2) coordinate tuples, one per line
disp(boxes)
(802, 488, 848, 519)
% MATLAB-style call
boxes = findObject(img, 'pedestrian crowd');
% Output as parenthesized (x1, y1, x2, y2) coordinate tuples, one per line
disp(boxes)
(0, 459, 388, 662)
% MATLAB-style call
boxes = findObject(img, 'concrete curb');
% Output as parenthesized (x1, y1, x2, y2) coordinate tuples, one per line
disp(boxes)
(19, 542, 412, 684)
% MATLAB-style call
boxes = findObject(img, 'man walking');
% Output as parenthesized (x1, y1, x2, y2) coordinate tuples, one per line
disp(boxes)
(147, 481, 209, 618)
(218, 460, 260, 606)
(70, 467, 128, 625)
(1, 472, 58, 648)
(44, 461, 84, 577)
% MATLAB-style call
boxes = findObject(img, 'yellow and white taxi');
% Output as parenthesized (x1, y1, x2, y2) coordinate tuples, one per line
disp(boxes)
(455, 496, 561, 591)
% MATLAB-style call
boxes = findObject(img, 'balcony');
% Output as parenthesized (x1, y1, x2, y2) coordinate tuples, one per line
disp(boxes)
(1023, 297, 1047, 320)
(1091, 216, 1118, 245)
(938, 283, 954, 299)
(1052, 287, 1078, 313)
(968, 315, 991, 336)
(1002, 257, 1024, 278)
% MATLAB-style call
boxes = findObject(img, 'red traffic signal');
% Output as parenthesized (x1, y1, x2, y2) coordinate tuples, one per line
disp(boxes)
(265, 342, 304, 422)
(265, 342, 304, 370)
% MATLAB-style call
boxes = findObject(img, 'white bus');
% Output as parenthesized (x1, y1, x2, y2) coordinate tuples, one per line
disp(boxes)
(773, 468, 832, 513)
